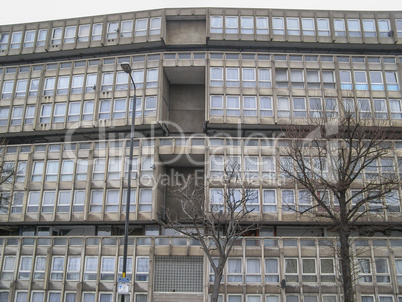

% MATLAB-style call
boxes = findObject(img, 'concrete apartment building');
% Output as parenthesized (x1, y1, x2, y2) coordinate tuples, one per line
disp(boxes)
(0, 7, 402, 302)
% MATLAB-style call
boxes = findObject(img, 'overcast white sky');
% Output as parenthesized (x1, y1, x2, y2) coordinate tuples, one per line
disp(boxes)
(1, 0, 401, 26)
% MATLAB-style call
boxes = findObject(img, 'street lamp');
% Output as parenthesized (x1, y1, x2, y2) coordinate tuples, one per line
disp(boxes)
(120, 62, 136, 301)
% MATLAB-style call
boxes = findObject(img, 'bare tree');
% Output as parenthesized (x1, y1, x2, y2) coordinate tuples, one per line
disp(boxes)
(0, 148, 16, 213)
(280, 105, 401, 302)
(163, 166, 259, 302)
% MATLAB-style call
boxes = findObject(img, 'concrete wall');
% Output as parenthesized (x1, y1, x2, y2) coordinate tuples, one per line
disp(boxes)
(169, 84, 205, 133)
(166, 20, 206, 45)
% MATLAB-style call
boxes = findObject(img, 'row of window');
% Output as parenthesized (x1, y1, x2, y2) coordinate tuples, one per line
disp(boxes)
(209, 188, 401, 214)
(0, 52, 399, 78)
(9, 291, 146, 302)
(0, 17, 162, 50)
(1, 254, 149, 282)
(9, 188, 152, 214)
(210, 16, 399, 38)
(209, 67, 399, 91)
(0, 68, 158, 100)
(209, 96, 402, 120)
(0, 96, 156, 127)
(216, 296, 398, 302)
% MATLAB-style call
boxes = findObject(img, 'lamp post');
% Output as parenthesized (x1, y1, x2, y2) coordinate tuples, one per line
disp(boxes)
(120, 63, 136, 302)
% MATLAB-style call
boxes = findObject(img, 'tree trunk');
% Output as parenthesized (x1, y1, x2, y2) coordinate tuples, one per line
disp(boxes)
(210, 270, 223, 302)
(339, 231, 355, 302)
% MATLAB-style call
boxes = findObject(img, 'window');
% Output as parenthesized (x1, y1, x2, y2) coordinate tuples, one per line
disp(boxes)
(150, 17, 161, 35)
(42, 191, 56, 213)
(263, 258, 279, 283)
(1, 80, 14, 98)
(84, 256, 98, 281)
(57, 190, 71, 213)
(258, 69, 271, 88)
(263, 190, 276, 212)
(139, 189, 152, 212)
(272, 17, 285, 35)
(244, 156, 258, 178)
(358, 258, 372, 282)
(210, 16, 223, 33)
(10, 31, 22, 49)
(227, 96, 240, 116)
(374, 99, 387, 119)
(136, 257, 149, 281)
(369, 71, 384, 90)
(131, 69, 144, 89)
(260, 97, 273, 117)
(115, 72, 128, 90)
(64, 26, 76, 43)
(340, 71, 352, 90)
(306, 70, 320, 89)
(246, 258, 261, 282)
(50, 256, 64, 280)
(77, 24, 90, 42)
(210, 95, 223, 116)
(31, 161, 44, 182)
(106, 21, 118, 39)
(73, 190, 85, 212)
(290, 69, 304, 89)
(18, 256, 32, 279)
(347, 19, 361, 37)
(302, 18, 315, 36)
(261, 156, 275, 179)
(101, 73, 113, 91)
(277, 97, 290, 117)
(242, 68, 256, 87)
(1, 256, 15, 279)
(15, 292, 28, 302)
(90, 190, 103, 212)
(390, 99, 402, 119)
(334, 19, 346, 36)
(287, 18, 300, 35)
(11, 106, 23, 125)
(378, 20, 391, 37)
(275, 69, 288, 88)
(226, 68, 240, 87)
(86, 73, 97, 92)
(15, 79, 28, 98)
(363, 19, 376, 37)
(36, 29, 47, 46)
(66, 256, 80, 281)
(83, 100, 94, 120)
(0, 107, 9, 126)
(210, 67, 223, 86)
(309, 97, 322, 118)
(386, 71, 399, 91)
(106, 190, 119, 212)
(33, 256, 46, 280)
(354, 71, 368, 90)
(302, 258, 317, 282)
(53, 103, 66, 123)
(375, 258, 390, 283)
(135, 18, 148, 36)
(228, 258, 242, 282)
(282, 189, 295, 212)
(256, 17, 268, 34)
(101, 257, 115, 280)
(0, 33, 9, 50)
(120, 20, 133, 37)
(285, 258, 298, 282)
(51, 27, 62, 44)
(146, 68, 158, 88)
(90, 23, 102, 41)
(29, 78, 39, 97)
(317, 18, 330, 36)
(226, 16, 239, 34)
(46, 160, 59, 181)
(320, 258, 335, 282)
(144, 96, 157, 116)
(75, 159, 88, 180)
(293, 97, 306, 117)
(357, 99, 371, 118)
(11, 192, 24, 213)
(67, 102, 80, 122)
(71, 75, 84, 94)
(31, 291, 44, 302)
